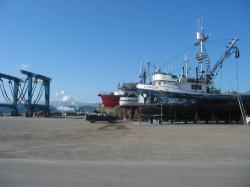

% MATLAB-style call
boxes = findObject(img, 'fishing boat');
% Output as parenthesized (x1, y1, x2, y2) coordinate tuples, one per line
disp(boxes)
(136, 22, 250, 123)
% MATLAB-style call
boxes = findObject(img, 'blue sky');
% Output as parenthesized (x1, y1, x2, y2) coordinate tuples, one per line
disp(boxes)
(0, 0, 249, 102)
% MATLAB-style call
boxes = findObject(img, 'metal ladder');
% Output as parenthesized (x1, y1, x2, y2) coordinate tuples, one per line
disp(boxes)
(237, 93, 247, 124)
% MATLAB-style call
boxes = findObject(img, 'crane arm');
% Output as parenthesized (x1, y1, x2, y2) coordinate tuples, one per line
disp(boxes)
(210, 38, 239, 78)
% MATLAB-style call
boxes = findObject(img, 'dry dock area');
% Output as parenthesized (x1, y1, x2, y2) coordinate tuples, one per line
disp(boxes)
(0, 117, 250, 186)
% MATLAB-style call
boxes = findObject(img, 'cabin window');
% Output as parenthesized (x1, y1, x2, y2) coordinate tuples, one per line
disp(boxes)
(191, 84, 202, 90)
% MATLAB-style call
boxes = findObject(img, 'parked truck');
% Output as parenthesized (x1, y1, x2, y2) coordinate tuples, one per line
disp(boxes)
(85, 112, 117, 123)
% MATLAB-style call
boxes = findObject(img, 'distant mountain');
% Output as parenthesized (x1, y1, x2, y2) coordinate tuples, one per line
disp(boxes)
(50, 100, 100, 113)
(50, 100, 80, 107)
(77, 105, 97, 112)
(0, 101, 99, 115)
(50, 100, 99, 108)
(246, 90, 250, 94)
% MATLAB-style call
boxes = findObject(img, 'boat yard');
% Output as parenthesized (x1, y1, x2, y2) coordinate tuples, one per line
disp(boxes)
(0, 1, 249, 186)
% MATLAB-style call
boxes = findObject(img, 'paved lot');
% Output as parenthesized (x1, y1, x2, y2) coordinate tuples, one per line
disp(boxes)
(0, 117, 250, 186)
(1, 159, 249, 187)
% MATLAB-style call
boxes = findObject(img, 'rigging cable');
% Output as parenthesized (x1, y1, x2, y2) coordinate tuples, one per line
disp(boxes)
(1, 80, 13, 102)
(34, 84, 44, 104)
(0, 80, 13, 103)
(31, 81, 38, 98)
(0, 84, 11, 103)
(8, 81, 15, 98)
(230, 59, 233, 92)
(236, 58, 239, 92)
(219, 65, 222, 90)
(206, 40, 228, 48)
(18, 84, 28, 104)
(17, 79, 28, 103)
(235, 58, 247, 124)
(160, 44, 194, 70)
(35, 87, 44, 104)
(0, 80, 12, 103)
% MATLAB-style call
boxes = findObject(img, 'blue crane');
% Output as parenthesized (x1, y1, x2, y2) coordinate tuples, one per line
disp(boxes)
(20, 70, 51, 117)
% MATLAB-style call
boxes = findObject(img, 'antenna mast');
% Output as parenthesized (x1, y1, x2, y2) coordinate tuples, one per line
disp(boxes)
(195, 18, 211, 81)
(184, 52, 189, 78)
(139, 58, 147, 84)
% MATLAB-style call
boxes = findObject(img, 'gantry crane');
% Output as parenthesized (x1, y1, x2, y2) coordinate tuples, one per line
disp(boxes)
(20, 70, 51, 117)
(0, 70, 51, 117)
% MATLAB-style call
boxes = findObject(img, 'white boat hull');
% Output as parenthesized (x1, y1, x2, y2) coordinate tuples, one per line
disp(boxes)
(119, 97, 138, 107)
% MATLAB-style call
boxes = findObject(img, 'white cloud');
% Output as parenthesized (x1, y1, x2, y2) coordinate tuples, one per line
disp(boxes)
(62, 95, 72, 102)
(60, 90, 65, 95)
(55, 90, 75, 104)
(20, 64, 30, 70)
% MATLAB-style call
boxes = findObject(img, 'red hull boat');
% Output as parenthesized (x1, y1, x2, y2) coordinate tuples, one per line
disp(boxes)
(99, 93, 120, 107)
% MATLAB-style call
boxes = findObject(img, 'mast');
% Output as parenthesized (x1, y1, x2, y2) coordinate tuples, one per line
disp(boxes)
(195, 18, 210, 81)
(139, 58, 147, 84)
(147, 59, 150, 83)
(184, 52, 189, 78)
